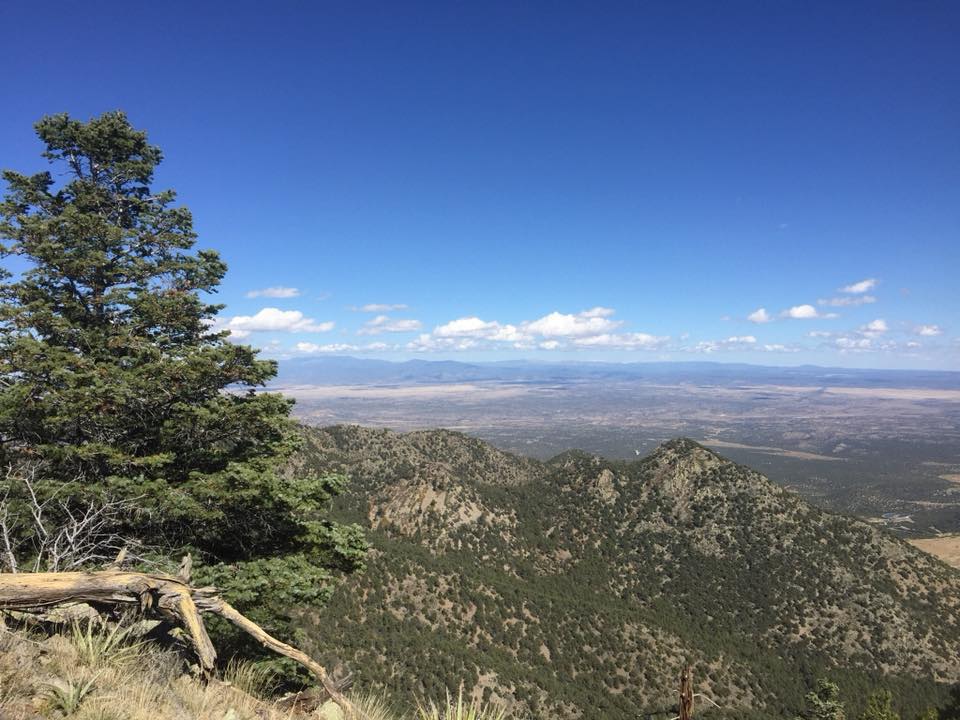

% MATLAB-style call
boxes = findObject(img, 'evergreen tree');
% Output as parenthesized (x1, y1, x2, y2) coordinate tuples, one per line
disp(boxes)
(797, 679, 846, 720)
(0, 111, 365, 644)
(859, 691, 900, 720)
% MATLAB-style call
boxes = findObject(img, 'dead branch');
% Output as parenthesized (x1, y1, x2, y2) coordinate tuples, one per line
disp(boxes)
(107, 546, 128, 570)
(0, 488, 19, 573)
(1, 462, 150, 573)
(0, 567, 359, 718)
(177, 553, 193, 583)
(692, 693, 722, 711)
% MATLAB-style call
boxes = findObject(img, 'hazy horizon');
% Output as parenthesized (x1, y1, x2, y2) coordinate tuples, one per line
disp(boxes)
(273, 353, 960, 376)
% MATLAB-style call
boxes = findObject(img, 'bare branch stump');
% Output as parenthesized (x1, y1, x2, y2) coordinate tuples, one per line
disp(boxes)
(679, 666, 694, 720)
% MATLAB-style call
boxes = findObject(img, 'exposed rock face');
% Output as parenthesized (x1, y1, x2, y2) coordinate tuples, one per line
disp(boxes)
(369, 473, 486, 536)
(593, 468, 619, 505)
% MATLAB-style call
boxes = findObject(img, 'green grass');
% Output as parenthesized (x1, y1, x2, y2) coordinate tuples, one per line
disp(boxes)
(70, 617, 146, 668)
(42, 674, 99, 715)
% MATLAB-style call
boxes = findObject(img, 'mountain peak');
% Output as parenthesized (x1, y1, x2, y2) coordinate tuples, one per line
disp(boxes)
(649, 437, 727, 485)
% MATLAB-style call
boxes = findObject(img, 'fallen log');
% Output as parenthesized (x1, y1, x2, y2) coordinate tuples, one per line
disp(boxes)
(0, 568, 358, 718)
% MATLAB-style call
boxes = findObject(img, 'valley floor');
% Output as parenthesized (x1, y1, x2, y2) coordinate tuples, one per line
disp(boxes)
(910, 535, 960, 569)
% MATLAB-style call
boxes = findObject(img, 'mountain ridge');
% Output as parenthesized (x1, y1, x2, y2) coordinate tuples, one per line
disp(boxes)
(294, 425, 960, 719)
(274, 357, 960, 389)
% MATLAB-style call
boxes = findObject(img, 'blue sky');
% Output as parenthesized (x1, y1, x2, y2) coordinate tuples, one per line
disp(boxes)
(2, 1, 958, 369)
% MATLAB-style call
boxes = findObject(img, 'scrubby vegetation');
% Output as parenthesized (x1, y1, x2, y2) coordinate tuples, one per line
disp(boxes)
(2, 558, 956, 720)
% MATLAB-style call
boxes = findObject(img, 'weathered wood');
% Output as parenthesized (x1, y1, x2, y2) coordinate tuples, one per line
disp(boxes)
(177, 553, 193, 583)
(0, 570, 217, 673)
(107, 546, 128, 570)
(0, 568, 360, 718)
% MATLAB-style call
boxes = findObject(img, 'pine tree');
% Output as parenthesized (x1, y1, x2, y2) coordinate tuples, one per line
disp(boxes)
(859, 690, 899, 720)
(0, 111, 365, 646)
(797, 679, 846, 720)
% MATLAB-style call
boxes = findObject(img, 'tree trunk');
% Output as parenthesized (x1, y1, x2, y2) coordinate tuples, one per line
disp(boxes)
(679, 666, 694, 720)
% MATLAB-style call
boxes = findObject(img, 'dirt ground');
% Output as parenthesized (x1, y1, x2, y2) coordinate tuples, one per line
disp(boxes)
(910, 535, 960, 569)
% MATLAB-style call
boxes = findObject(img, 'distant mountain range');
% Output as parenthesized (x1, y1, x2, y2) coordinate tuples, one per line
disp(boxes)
(275, 356, 960, 389)
(294, 425, 960, 719)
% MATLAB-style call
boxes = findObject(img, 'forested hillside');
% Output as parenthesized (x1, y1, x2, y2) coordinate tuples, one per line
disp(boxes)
(295, 426, 960, 720)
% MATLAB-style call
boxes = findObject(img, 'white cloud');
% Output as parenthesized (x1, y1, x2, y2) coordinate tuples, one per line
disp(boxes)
(859, 318, 888, 337)
(572, 332, 667, 349)
(815, 318, 903, 354)
(782, 304, 821, 319)
(296, 342, 358, 353)
(405, 334, 435, 352)
(525, 309, 621, 338)
(430, 316, 528, 343)
(818, 295, 877, 307)
(431, 308, 619, 342)
(489, 325, 526, 342)
(747, 308, 772, 324)
(295, 341, 394, 354)
(434, 317, 502, 337)
(245, 286, 300, 299)
(406, 333, 479, 352)
(578, 306, 616, 318)
(835, 336, 874, 351)
(915, 324, 943, 337)
(225, 308, 334, 335)
(762, 343, 800, 353)
(351, 303, 409, 312)
(357, 315, 423, 335)
(414, 307, 666, 352)
(840, 278, 878, 294)
(693, 336, 758, 354)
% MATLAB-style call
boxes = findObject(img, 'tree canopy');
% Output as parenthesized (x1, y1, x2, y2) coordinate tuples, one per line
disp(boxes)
(0, 111, 365, 651)
(798, 679, 847, 720)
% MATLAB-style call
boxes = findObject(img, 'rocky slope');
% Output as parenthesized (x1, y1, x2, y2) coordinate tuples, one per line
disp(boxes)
(295, 425, 960, 719)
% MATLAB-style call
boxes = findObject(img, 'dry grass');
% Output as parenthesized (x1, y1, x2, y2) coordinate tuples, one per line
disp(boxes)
(0, 619, 306, 720)
(910, 534, 960, 569)
(0, 620, 506, 720)
(347, 690, 406, 720)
